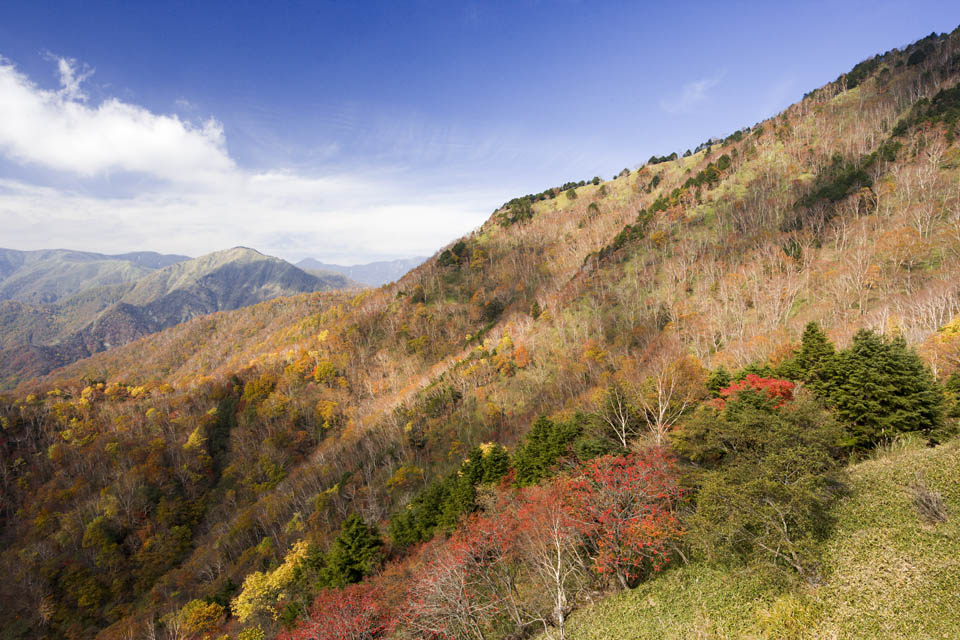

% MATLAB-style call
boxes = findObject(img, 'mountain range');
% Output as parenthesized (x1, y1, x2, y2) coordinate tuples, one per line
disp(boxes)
(0, 248, 189, 305)
(0, 247, 356, 387)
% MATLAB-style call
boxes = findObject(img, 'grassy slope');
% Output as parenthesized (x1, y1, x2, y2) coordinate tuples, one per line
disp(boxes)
(565, 439, 960, 639)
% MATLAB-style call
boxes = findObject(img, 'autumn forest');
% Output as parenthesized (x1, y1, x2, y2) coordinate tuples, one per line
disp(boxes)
(3, 26, 960, 640)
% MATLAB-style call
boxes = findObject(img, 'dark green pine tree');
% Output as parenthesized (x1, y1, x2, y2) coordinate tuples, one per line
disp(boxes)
(388, 480, 446, 547)
(812, 329, 943, 448)
(441, 452, 484, 528)
(512, 416, 555, 486)
(512, 416, 581, 486)
(707, 366, 733, 398)
(321, 515, 383, 587)
(481, 444, 510, 483)
(439, 477, 474, 529)
(388, 444, 512, 548)
(779, 322, 835, 381)
(796, 322, 835, 379)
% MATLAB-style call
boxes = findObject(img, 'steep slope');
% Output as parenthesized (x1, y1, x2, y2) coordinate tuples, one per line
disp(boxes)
(1, 26, 960, 640)
(297, 256, 427, 286)
(0, 248, 188, 305)
(0, 248, 356, 387)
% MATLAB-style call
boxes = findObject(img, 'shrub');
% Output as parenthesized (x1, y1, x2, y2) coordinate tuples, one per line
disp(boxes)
(238, 626, 266, 640)
(499, 197, 534, 226)
(180, 599, 227, 636)
(707, 366, 732, 398)
(232, 541, 311, 623)
(712, 375, 795, 410)
(674, 391, 844, 580)
(907, 48, 928, 66)
(800, 155, 873, 206)
(907, 474, 948, 524)
(841, 55, 880, 89)
(280, 582, 395, 640)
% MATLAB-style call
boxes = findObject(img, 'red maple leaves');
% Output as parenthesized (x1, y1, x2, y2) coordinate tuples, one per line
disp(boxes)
(278, 582, 395, 640)
(283, 451, 684, 639)
(566, 449, 683, 589)
(711, 374, 795, 410)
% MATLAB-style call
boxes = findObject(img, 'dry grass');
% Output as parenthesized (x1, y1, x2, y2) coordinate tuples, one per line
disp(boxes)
(907, 473, 948, 524)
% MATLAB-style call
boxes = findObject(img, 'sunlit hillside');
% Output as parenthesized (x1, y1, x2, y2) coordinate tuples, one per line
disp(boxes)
(2, 26, 960, 640)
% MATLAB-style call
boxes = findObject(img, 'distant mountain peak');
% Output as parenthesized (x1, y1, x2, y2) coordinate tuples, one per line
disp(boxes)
(225, 246, 267, 257)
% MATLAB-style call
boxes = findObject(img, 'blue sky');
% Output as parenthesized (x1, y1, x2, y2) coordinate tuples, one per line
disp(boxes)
(0, 1, 958, 264)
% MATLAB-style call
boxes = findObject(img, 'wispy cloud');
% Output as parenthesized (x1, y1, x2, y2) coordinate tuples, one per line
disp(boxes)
(54, 56, 94, 101)
(0, 56, 495, 263)
(659, 70, 726, 115)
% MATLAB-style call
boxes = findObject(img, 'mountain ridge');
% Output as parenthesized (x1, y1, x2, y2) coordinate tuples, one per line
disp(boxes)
(0, 247, 189, 305)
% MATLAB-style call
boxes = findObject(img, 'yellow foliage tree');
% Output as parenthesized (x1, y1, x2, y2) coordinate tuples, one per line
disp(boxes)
(231, 540, 309, 623)
(180, 599, 226, 636)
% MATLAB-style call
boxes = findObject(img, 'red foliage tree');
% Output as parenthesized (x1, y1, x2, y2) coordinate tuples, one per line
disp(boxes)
(566, 449, 683, 589)
(515, 481, 590, 639)
(711, 374, 795, 409)
(278, 581, 395, 640)
(401, 518, 514, 640)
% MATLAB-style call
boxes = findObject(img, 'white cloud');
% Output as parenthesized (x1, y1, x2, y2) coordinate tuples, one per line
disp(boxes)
(659, 70, 726, 115)
(0, 176, 491, 263)
(0, 57, 234, 185)
(0, 56, 496, 263)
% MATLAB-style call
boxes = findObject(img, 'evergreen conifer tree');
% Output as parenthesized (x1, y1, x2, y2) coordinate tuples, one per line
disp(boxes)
(321, 515, 383, 587)
(796, 322, 835, 378)
(481, 444, 510, 483)
(512, 416, 581, 486)
(780, 322, 835, 381)
(812, 329, 943, 448)
(707, 366, 733, 398)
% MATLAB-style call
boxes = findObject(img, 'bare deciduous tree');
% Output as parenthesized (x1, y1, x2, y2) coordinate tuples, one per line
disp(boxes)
(630, 334, 707, 445)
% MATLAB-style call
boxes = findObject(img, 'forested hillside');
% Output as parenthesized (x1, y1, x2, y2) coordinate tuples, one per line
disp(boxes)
(2, 27, 960, 640)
